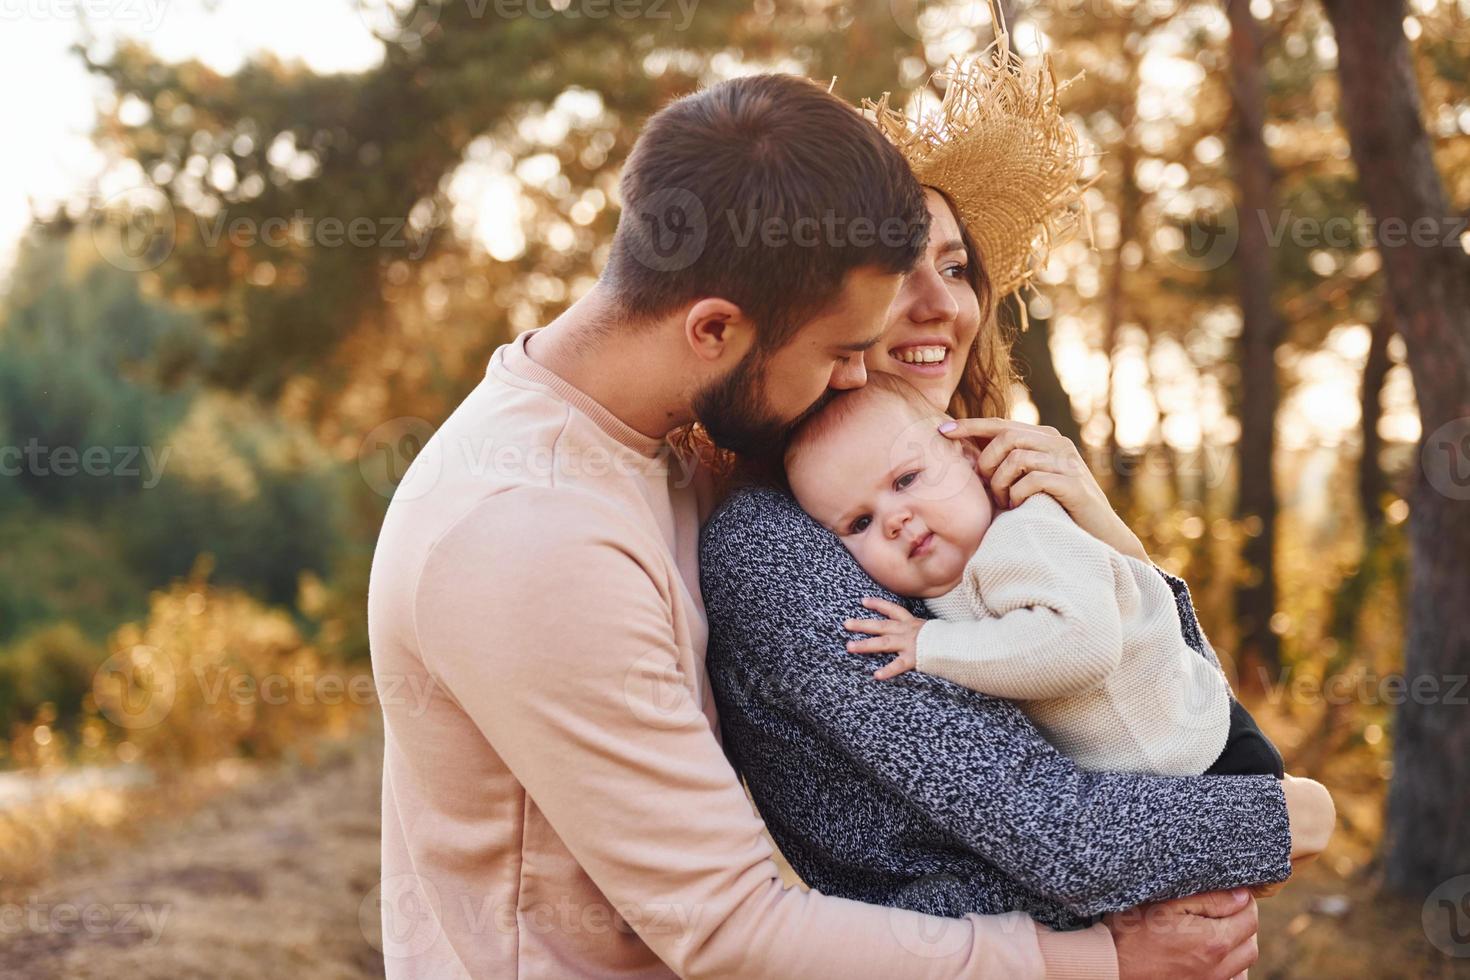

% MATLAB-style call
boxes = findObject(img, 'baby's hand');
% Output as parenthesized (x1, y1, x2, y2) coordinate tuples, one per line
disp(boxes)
(845, 597, 924, 680)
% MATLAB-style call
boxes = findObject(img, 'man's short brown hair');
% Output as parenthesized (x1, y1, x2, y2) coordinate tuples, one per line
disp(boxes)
(603, 73, 929, 351)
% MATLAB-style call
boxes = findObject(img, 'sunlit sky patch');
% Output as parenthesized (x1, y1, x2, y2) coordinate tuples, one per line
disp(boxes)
(0, 0, 1430, 453)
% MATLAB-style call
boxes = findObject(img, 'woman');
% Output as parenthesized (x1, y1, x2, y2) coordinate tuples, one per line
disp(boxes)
(699, 50, 1333, 932)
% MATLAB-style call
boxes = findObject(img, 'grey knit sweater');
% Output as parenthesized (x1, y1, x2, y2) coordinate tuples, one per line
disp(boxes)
(699, 486, 1291, 931)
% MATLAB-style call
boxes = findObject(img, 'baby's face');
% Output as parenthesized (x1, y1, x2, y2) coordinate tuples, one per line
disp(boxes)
(789, 395, 993, 598)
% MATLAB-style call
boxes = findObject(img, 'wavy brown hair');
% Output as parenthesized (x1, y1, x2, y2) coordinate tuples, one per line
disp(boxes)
(929, 186, 1017, 423)
(670, 188, 1019, 490)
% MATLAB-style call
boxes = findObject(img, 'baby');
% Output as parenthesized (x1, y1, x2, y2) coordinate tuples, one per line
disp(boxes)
(784, 372, 1283, 779)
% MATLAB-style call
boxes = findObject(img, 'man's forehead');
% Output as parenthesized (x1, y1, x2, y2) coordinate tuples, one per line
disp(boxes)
(818, 268, 903, 321)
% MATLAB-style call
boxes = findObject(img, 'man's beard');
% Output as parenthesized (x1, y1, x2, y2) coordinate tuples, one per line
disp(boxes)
(693, 346, 836, 460)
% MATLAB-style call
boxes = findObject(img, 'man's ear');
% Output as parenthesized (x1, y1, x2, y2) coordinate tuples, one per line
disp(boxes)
(684, 298, 756, 365)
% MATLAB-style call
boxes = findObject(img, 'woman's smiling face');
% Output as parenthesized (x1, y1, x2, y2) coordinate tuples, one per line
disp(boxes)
(864, 189, 982, 412)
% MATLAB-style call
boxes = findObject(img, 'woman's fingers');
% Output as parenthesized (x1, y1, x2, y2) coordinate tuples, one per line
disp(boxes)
(939, 418, 1068, 475)
(989, 448, 1053, 509)
(938, 417, 1054, 442)
(1008, 470, 1065, 507)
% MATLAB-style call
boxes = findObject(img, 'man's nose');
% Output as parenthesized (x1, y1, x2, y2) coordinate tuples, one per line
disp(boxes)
(830, 355, 867, 391)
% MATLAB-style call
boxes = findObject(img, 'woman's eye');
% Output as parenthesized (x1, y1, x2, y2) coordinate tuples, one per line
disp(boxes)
(942, 263, 968, 279)
(895, 471, 919, 490)
(849, 515, 872, 534)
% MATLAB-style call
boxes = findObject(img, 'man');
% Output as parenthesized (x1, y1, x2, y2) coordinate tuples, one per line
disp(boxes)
(368, 72, 1318, 978)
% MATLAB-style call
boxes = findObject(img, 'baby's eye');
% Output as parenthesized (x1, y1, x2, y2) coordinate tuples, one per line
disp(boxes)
(895, 470, 920, 491)
(847, 515, 872, 535)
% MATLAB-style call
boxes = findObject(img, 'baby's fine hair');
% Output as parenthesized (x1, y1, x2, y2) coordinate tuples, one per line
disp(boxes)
(783, 372, 947, 474)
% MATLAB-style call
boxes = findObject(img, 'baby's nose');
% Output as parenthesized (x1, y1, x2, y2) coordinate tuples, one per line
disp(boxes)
(884, 509, 909, 537)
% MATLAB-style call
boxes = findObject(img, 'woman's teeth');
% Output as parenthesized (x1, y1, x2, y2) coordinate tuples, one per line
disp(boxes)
(894, 346, 948, 365)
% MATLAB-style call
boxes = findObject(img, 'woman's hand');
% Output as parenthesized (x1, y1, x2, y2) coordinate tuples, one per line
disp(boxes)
(939, 418, 1151, 562)
(1281, 773, 1336, 860)
(1250, 775, 1333, 899)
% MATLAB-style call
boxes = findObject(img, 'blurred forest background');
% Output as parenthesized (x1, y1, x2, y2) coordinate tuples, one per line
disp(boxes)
(0, 0, 1468, 976)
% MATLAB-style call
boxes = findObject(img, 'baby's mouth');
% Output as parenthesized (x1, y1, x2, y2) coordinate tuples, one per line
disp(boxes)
(909, 531, 935, 558)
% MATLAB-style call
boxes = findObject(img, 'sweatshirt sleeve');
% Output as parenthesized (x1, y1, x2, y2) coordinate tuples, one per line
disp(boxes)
(700, 488, 1293, 922)
(411, 487, 1088, 980)
(915, 494, 1127, 700)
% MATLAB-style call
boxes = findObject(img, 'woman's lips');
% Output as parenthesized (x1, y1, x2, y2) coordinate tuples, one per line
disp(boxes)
(909, 531, 935, 558)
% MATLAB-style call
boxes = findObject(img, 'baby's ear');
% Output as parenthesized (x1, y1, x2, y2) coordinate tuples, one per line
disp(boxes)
(957, 436, 984, 474)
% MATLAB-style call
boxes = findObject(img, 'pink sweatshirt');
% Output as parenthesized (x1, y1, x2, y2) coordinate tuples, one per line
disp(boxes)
(366, 329, 1117, 979)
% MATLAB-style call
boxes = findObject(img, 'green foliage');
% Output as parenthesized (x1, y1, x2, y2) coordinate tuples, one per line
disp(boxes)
(113, 394, 345, 607)
(0, 623, 106, 730)
(0, 240, 190, 507)
(0, 503, 146, 645)
(0, 234, 351, 650)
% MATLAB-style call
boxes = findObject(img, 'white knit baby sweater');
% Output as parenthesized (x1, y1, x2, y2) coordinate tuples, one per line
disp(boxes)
(916, 493, 1232, 776)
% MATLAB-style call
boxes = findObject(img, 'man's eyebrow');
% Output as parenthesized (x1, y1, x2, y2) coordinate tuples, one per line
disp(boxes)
(837, 331, 887, 353)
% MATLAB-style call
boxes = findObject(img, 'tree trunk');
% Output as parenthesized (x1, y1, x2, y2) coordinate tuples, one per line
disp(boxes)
(1322, 0, 1470, 898)
(990, 0, 1085, 449)
(1359, 299, 1394, 533)
(1226, 0, 1284, 687)
(1007, 297, 1083, 447)
(1095, 40, 1143, 503)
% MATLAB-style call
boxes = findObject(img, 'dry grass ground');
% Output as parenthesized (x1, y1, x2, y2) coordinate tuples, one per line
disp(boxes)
(1, 719, 1466, 979)
(0, 732, 385, 980)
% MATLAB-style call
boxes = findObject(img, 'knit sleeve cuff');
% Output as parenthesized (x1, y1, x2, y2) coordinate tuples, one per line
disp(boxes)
(1035, 922, 1118, 980)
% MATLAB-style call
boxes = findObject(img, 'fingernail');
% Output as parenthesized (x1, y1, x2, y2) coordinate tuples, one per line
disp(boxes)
(1231, 888, 1248, 902)
(937, 421, 957, 434)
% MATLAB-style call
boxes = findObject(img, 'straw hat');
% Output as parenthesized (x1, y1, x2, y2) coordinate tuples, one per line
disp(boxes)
(861, 18, 1096, 324)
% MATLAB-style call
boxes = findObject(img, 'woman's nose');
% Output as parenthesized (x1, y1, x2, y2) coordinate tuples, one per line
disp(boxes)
(901, 267, 960, 325)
